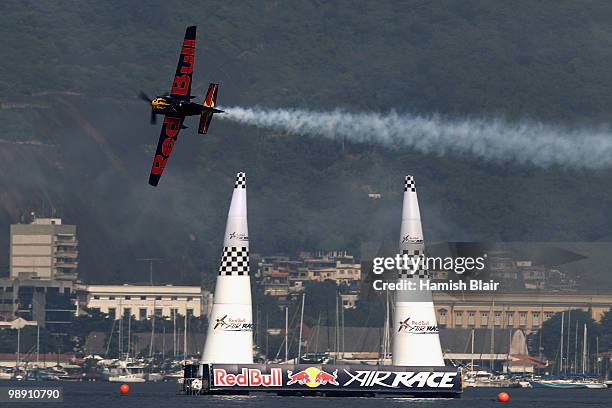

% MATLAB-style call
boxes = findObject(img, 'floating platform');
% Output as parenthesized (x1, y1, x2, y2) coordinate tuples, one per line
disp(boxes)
(183, 363, 462, 398)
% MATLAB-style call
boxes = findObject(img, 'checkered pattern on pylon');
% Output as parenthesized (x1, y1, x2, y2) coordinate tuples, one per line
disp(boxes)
(218, 246, 250, 275)
(404, 176, 415, 192)
(398, 248, 428, 278)
(234, 172, 246, 189)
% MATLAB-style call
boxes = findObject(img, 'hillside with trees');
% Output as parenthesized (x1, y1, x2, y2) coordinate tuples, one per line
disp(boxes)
(1, 1, 612, 286)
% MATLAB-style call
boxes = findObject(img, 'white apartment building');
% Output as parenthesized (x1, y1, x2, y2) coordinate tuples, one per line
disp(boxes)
(10, 218, 78, 280)
(83, 284, 213, 320)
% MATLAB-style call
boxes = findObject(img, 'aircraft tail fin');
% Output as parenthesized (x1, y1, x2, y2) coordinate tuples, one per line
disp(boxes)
(203, 83, 218, 108)
(199, 83, 222, 134)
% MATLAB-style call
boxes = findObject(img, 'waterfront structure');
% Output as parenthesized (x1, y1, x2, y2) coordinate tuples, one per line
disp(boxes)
(82, 284, 211, 320)
(433, 292, 612, 333)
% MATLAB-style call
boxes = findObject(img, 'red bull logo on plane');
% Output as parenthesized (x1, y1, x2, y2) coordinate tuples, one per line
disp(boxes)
(213, 368, 282, 387)
(287, 367, 339, 387)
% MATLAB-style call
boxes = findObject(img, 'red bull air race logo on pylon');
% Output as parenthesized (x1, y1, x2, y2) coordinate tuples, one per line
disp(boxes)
(212, 315, 254, 331)
(397, 317, 439, 334)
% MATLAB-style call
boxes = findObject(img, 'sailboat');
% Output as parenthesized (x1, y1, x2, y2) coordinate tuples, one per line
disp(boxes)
(107, 313, 146, 383)
(530, 322, 606, 389)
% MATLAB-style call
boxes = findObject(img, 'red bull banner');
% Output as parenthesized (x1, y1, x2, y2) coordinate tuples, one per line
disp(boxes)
(192, 364, 461, 395)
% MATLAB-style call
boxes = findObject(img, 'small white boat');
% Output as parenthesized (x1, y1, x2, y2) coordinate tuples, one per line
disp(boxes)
(104, 359, 146, 383)
(163, 370, 183, 381)
(518, 381, 532, 388)
(146, 372, 163, 382)
(463, 370, 519, 388)
(108, 374, 146, 383)
(584, 383, 607, 389)
(530, 379, 607, 389)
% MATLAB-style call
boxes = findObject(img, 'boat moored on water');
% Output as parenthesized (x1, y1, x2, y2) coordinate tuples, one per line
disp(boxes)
(25, 367, 60, 381)
(462, 371, 521, 388)
(0, 367, 14, 380)
(108, 373, 146, 383)
(104, 360, 147, 383)
(530, 378, 607, 389)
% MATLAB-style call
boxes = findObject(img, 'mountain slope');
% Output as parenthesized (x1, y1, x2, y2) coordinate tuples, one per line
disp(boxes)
(1, 1, 612, 283)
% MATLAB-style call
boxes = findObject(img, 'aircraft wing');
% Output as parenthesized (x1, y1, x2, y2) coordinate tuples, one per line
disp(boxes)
(170, 25, 196, 98)
(148, 115, 185, 186)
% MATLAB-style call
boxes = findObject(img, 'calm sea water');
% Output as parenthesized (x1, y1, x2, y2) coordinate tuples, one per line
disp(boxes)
(1, 381, 609, 407)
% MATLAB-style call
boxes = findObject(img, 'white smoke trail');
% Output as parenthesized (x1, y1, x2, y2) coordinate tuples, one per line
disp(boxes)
(219, 106, 612, 168)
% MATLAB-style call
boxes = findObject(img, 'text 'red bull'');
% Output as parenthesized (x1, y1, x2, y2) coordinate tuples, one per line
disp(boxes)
(150, 116, 181, 175)
(213, 368, 282, 387)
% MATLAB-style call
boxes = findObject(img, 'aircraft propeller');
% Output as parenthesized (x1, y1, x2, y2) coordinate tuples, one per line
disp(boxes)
(138, 91, 157, 124)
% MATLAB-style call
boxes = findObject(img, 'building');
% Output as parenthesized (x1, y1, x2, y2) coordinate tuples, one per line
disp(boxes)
(433, 292, 612, 334)
(10, 217, 78, 281)
(301, 252, 361, 284)
(258, 256, 295, 297)
(82, 285, 213, 320)
(258, 252, 362, 303)
(0, 278, 78, 335)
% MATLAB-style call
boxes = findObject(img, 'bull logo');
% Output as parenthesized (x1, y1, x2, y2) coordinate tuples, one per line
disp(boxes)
(287, 367, 339, 387)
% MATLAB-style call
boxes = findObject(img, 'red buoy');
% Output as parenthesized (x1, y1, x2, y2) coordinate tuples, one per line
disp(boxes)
(497, 391, 510, 403)
(119, 383, 130, 395)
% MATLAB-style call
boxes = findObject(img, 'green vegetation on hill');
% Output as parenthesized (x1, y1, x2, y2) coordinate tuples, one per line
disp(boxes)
(1, 1, 612, 285)
(528, 309, 612, 371)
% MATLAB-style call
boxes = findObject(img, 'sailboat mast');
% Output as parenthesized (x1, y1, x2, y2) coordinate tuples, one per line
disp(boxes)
(297, 292, 305, 363)
(149, 300, 156, 358)
(382, 291, 389, 361)
(284, 306, 289, 363)
(471, 328, 475, 371)
(105, 318, 116, 357)
(36, 324, 40, 366)
(127, 313, 131, 358)
(560, 311, 564, 375)
(16, 327, 20, 371)
(173, 310, 176, 358)
(566, 310, 571, 376)
(184, 312, 188, 359)
(489, 299, 495, 371)
(574, 321, 578, 373)
(118, 308, 123, 357)
(335, 292, 339, 360)
(341, 298, 345, 359)
(265, 314, 269, 359)
(582, 323, 587, 374)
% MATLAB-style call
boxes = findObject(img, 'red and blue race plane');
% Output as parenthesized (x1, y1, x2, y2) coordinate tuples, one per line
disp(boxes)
(141, 26, 223, 186)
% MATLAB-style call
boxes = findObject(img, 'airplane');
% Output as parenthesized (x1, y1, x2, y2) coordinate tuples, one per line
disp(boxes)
(140, 26, 224, 186)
